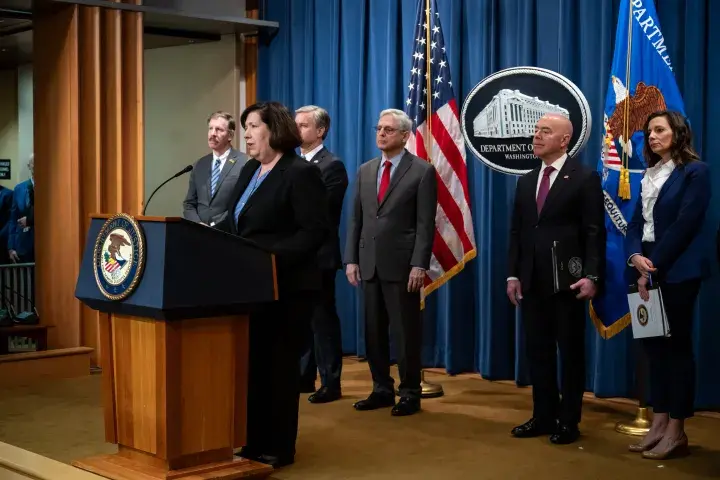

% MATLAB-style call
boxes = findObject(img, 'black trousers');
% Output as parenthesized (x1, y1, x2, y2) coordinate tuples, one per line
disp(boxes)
(245, 294, 314, 458)
(522, 290, 586, 426)
(363, 278, 422, 400)
(642, 279, 700, 419)
(300, 270, 343, 390)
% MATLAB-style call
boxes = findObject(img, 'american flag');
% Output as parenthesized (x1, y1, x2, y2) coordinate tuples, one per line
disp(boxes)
(404, 0, 476, 301)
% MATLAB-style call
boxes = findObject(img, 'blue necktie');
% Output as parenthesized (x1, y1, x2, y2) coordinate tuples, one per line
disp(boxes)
(210, 158, 221, 196)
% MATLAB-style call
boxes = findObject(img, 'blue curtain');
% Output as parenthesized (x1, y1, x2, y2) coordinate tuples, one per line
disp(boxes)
(257, 0, 720, 409)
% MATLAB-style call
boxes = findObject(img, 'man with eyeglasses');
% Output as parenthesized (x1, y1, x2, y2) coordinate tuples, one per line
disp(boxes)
(344, 108, 437, 417)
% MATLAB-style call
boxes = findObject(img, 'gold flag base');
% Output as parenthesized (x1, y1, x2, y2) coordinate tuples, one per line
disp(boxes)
(420, 370, 444, 398)
(615, 407, 651, 436)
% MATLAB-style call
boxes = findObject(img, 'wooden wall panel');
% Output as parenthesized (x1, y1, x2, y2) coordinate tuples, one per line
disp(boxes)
(244, 0, 259, 107)
(101, 8, 122, 213)
(34, 3, 144, 363)
(120, 7, 145, 214)
(34, 4, 82, 350)
(78, 7, 103, 366)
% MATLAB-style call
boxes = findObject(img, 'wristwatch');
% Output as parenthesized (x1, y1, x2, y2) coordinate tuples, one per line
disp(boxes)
(585, 275, 599, 283)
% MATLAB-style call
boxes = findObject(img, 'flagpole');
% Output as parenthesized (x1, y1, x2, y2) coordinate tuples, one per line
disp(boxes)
(618, 0, 633, 201)
(614, 0, 649, 436)
(419, 0, 443, 399)
(425, 0, 432, 162)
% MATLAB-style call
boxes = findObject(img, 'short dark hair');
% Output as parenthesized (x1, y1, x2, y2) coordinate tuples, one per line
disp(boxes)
(240, 102, 302, 153)
(207, 111, 236, 133)
(643, 110, 699, 168)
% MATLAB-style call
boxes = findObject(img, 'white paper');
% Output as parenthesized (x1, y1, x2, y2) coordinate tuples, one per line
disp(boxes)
(627, 287, 670, 339)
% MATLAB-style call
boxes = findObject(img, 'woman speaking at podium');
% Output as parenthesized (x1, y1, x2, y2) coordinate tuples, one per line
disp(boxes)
(216, 101, 329, 467)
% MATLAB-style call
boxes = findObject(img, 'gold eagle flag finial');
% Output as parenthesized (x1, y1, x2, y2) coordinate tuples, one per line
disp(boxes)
(607, 81, 667, 200)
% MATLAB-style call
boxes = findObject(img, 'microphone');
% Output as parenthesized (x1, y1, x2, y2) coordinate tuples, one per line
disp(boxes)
(142, 165, 193, 215)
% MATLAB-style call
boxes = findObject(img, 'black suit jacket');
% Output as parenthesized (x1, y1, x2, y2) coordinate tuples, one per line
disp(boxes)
(218, 153, 329, 295)
(508, 156, 605, 295)
(308, 147, 348, 270)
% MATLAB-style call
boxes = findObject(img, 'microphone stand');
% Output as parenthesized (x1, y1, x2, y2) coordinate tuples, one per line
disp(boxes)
(142, 166, 193, 216)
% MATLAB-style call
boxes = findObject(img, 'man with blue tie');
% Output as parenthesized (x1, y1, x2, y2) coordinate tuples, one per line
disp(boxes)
(8, 154, 35, 263)
(183, 111, 247, 226)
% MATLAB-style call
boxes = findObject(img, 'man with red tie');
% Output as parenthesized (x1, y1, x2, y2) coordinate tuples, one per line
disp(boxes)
(344, 108, 437, 417)
(506, 113, 605, 444)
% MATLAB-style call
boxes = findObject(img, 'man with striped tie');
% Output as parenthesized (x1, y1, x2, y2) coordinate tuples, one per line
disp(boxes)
(183, 111, 247, 226)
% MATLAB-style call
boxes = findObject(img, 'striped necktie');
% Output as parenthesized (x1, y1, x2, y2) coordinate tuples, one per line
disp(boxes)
(210, 158, 221, 196)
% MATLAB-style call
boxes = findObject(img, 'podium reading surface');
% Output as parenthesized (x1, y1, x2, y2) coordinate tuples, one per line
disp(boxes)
(73, 215, 276, 479)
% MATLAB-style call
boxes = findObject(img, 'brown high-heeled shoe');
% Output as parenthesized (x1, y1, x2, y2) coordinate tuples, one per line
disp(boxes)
(641, 434, 689, 460)
(628, 435, 662, 453)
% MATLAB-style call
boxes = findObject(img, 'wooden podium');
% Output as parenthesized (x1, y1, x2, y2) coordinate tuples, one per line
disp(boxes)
(73, 215, 277, 479)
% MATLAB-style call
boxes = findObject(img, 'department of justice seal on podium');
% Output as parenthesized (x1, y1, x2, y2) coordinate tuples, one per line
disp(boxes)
(637, 304, 649, 327)
(93, 213, 146, 301)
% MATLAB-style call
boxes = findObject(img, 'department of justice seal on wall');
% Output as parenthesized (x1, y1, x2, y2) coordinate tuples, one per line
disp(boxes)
(93, 213, 146, 301)
(460, 67, 592, 175)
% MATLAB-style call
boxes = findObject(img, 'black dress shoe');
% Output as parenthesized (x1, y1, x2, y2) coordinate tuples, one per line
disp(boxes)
(256, 453, 294, 468)
(511, 418, 557, 438)
(308, 386, 341, 404)
(550, 423, 580, 444)
(353, 393, 395, 411)
(391, 397, 421, 416)
(235, 446, 261, 461)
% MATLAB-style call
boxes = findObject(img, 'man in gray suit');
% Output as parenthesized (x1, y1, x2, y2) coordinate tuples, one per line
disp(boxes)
(344, 108, 437, 417)
(183, 111, 247, 226)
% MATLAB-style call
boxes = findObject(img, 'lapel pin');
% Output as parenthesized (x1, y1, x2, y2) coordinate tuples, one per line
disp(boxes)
(229, 158, 236, 164)
(563, 175, 570, 179)
(314, 159, 319, 163)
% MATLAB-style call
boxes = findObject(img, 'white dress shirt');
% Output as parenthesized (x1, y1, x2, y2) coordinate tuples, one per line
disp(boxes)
(507, 154, 568, 282)
(640, 159, 675, 242)
(535, 154, 567, 197)
(627, 159, 676, 264)
(301, 143, 324, 162)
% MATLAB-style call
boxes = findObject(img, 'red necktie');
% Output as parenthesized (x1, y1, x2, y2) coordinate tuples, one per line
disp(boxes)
(377, 161, 392, 202)
(536, 166, 555, 214)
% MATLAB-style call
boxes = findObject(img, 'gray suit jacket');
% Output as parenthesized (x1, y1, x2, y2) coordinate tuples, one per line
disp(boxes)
(183, 148, 247, 225)
(344, 150, 437, 282)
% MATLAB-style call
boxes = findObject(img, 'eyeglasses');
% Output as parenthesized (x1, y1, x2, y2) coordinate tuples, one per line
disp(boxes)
(374, 126, 405, 134)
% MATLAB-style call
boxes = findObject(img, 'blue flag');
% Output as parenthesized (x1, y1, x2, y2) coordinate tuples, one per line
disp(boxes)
(590, 0, 685, 339)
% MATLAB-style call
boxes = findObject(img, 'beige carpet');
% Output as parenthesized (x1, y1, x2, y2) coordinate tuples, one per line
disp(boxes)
(0, 359, 718, 479)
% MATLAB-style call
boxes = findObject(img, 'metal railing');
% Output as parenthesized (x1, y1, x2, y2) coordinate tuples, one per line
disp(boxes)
(0, 263, 35, 315)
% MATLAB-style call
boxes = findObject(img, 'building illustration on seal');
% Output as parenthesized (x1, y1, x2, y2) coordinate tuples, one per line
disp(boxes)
(473, 89, 569, 139)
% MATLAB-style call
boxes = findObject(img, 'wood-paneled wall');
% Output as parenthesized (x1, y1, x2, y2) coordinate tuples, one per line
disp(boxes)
(34, 1, 144, 364)
(245, 0, 259, 107)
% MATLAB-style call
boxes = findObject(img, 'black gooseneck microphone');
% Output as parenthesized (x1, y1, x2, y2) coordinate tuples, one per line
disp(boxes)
(142, 165, 193, 215)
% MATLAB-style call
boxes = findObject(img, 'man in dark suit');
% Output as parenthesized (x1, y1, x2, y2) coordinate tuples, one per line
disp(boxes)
(507, 113, 605, 444)
(344, 108, 437, 417)
(183, 111, 247, 226)
(295, 105, 349, 403)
